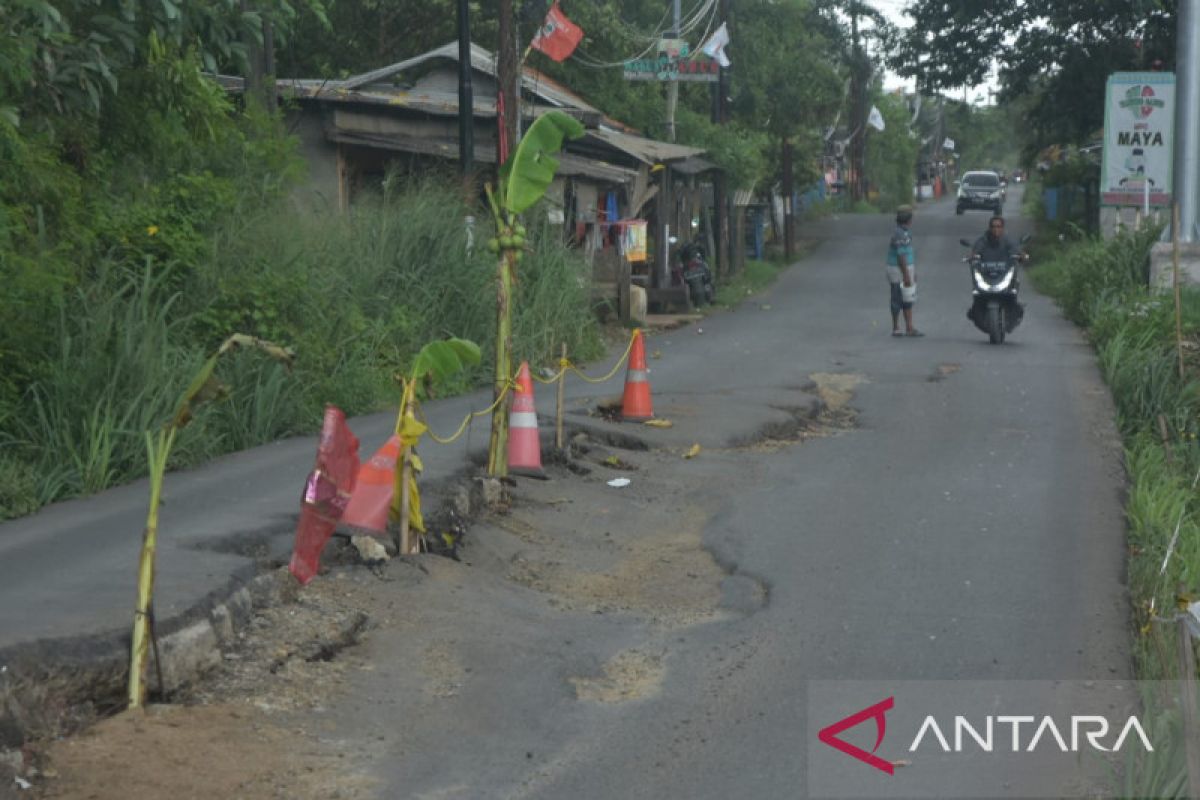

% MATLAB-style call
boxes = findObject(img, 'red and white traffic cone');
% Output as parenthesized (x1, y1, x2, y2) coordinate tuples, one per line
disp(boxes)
(621, 329, 653, 421)
(507, 361, 547, 478)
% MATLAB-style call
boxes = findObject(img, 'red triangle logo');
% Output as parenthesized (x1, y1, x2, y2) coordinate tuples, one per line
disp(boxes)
(817, 696, 895, 775)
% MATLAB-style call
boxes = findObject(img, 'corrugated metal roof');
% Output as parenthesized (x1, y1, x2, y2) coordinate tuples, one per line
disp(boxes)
(326, 128, 637, 184)
(584, 128, 706, 165)
(339, 42, 611, 120)
(671, 155, 719, 175)
(282, 82, 500, 117)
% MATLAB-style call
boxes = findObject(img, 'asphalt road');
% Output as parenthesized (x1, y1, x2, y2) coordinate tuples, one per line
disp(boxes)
(1, 188, 1133, 798)
(315, 189, 1132, 799)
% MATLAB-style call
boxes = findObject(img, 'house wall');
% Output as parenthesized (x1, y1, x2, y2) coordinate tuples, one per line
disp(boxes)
(288, 107, 341, 210)
(334, 109, 459, 140)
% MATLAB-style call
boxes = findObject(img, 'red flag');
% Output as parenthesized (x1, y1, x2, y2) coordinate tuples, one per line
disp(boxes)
(531, 2, 583, 62)
(289, 406, 360, 585)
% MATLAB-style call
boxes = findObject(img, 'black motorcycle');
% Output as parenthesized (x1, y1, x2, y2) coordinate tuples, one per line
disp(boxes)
(961, 235, 1030, 344)
(671, 235, 715, 308)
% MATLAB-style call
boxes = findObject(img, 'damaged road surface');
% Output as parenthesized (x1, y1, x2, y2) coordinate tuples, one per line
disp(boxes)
(18, 197, 1132, 799)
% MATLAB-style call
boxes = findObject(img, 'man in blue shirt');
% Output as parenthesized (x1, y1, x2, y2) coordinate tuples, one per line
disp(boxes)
(886, 206, 922, 337)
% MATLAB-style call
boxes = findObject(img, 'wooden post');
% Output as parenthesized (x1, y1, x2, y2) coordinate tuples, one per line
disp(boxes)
(556, 343, 567, 451)
(618, 252, 631, 325)
(336, 145, 348, 213)
(1178, 612, 1200, 800)
(1175, 204, 1185, 379)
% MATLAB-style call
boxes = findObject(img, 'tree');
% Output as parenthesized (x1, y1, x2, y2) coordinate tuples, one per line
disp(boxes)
(2, 0, 322, 126)
(864, 91, 918, 210)
(889, 0, 1177, 145)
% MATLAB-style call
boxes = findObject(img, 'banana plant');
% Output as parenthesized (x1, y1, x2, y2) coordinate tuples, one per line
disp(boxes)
(392, 337, 481, 554)
(483, 110, 585, 475)
(129, 334, 294, 709)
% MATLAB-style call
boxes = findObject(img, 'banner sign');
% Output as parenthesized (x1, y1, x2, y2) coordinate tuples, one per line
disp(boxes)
(624, 39, 719, 82)
(618, 220, 648, 262)
(1101, 72, 1175, 207)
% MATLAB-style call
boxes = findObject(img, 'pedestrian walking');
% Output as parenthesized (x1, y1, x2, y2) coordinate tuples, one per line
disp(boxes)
(886, 205, 922, 337)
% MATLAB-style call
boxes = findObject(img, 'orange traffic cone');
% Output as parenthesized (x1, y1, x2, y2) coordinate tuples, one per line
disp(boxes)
(507, 361, 547, 478)
(341, 435, 400, 535)
(621, 329, 653, 421)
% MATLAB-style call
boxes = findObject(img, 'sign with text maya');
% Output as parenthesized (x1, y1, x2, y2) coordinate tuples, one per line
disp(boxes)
(1101, 72, 1175, 207)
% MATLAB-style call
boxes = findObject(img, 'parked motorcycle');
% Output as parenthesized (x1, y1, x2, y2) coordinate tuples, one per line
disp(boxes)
(670, 235, 715, 308)
(961, 235, 1031, 344)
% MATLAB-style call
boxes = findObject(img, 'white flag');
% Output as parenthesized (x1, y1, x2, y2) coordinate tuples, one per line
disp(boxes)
(867, 105, 885, 131)
(700, 22, 731, 67)
(943, 137, 956, 151)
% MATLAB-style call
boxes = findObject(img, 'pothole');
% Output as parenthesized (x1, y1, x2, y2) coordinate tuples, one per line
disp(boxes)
(731, 373, 865, 451)
(808, 372, 867, 411)
(565, 418, 651, 451)
(569, 649, 665, 703)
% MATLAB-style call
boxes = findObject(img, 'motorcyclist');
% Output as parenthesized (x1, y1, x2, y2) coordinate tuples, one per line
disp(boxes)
(971, 216, 1026, 264)
(967, 215, 1027, 325)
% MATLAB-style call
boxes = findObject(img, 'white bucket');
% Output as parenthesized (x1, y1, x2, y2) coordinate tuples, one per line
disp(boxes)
(900, 283, 918, 303)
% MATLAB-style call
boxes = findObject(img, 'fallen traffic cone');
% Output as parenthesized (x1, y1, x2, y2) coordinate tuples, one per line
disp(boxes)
(341, 434, 400, 535)
(507, 361, 547, 478)
(621, 329, 653, 421)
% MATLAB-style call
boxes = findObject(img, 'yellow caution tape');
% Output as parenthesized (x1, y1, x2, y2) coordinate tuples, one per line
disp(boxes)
(530, 329, 639, 385)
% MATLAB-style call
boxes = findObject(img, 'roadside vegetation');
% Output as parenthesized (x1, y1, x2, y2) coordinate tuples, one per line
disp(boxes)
(0, 9, 601, 521)
(714, 258, 787, 308)
(1030, 225, 1200, 681)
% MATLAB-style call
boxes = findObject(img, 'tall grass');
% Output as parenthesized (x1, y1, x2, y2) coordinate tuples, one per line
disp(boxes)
(1036, 227, 1200, 679)
(0, 178, 603, 519)
(6, 265, 201, 500)
(1038, 228, 1200, 795)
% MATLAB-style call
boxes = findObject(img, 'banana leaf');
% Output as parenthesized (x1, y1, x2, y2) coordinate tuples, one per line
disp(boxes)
(499, 111, 586, 215)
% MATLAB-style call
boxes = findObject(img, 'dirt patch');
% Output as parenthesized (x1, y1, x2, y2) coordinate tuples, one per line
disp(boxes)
(420, 641, 468, 699)
(808, 372, 866, 411)
(502, 499, 727, 626)
(570, 649, 665, 703)
(32, 703, 374, 800)
(28, 568, 392, 799)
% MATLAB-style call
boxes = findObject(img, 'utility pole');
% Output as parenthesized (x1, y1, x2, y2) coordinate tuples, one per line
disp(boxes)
(456, 0, 474, 177)
(848, 0, 865, 203)
(664, 0, 682, 142)
(712, 0, 732, 277)
(498, 0, 519, 162)
(1176, 0, 1199, 241)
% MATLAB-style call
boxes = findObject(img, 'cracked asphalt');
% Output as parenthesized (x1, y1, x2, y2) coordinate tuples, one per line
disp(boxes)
(296, 190, 1132, 799)
(7, 189, 1133, 799)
